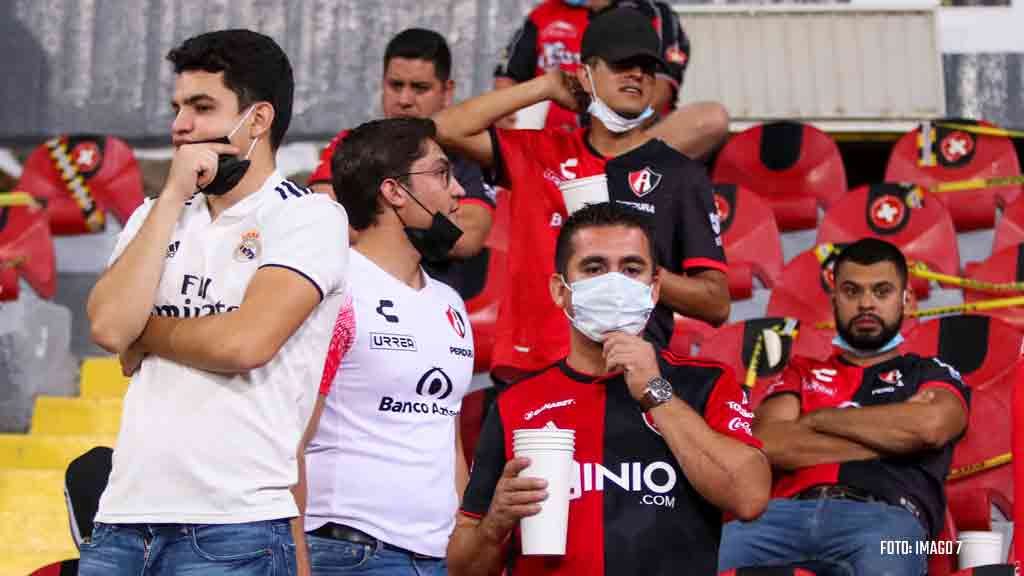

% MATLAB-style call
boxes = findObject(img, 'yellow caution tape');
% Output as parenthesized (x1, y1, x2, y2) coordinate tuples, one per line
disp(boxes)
(814, 295, 1024, 330)
(0, 191, 41, 209)
(910, 262, 1024, 294)
(947, 452, 1012, 481)
(922, 174, 1024, 194)
(745, 334, 764, 390)
(935, 122, 1024, 140)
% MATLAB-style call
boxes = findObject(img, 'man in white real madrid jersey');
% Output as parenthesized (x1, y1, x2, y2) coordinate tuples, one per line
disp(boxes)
(297, 117, 474, 576)
(83, 29, 348, 576)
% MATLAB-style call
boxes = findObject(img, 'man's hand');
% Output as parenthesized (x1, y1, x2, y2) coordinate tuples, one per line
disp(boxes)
(119, 340, 147, 377)
(478, 458, 547, 544)
(165, 142, 239, 202)
(602, 332, 660, 402)
(543, 69, 589, 114)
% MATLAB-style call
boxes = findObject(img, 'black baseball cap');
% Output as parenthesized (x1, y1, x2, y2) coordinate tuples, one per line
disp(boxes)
(581, 7, 667, 71)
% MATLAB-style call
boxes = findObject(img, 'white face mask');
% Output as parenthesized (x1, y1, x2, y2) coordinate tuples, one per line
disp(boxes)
(562, 272, 655, 342)
(585, 65, 655, 134)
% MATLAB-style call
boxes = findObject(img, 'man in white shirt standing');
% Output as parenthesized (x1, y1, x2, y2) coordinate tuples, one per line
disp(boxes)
(82, 29, 349, 576)
(297, 117, 474, 576)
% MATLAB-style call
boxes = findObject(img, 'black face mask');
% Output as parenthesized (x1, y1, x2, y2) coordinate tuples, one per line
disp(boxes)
(195, 136, 251, 197)
(393, 183, 463, 263)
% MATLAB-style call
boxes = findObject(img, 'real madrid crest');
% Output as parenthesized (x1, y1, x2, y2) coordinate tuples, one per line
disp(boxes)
(234, 230, 261, 262)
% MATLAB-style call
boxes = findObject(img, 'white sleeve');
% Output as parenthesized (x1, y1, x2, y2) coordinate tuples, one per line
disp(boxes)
(107, 198, 155, 267)
(259, 194, 349, 299)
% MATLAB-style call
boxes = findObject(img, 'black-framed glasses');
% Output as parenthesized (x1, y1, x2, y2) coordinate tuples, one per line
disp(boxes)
(395, 162, 452, 190)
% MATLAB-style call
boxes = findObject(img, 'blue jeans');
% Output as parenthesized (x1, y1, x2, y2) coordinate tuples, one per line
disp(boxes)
(719, 498, 928, 576)
(78, 519, 296, 575)
(307, 534, 447, 576)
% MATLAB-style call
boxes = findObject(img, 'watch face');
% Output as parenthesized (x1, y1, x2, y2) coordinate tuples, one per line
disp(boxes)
(649, 378, 673, 402)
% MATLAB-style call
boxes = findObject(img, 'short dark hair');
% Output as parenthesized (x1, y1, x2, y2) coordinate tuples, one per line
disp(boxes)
(384, 28, 452, 83)
(332, 117, 437, 230)
(555, 202, 657, 276)
(167, 29, 294, 150)
(833, 238, 909, 288)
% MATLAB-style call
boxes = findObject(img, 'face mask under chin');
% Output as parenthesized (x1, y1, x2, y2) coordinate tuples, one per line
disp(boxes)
(833, 314, 905, 357)
(392, 183, 463, 263)
(585, 65, 654, 134)
(196, 106, 258, 197)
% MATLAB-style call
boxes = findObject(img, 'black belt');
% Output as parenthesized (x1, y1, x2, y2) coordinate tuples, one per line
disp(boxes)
(795, 484, 924, 523)
(795, 484, 880, 504)
(308, 522, 441, 561)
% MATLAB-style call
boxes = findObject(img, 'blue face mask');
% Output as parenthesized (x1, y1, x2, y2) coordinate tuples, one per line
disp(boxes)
(832, 333, 904, 357)
(564, 0, 588, 5)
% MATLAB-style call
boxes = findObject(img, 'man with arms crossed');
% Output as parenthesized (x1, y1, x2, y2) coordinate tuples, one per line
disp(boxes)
(299, 117, 474, 575)
(435, 6, 730, 383)
(83, 29, 348, 575)
(718, 238, 970, 576)
(449, 203, 770, 576)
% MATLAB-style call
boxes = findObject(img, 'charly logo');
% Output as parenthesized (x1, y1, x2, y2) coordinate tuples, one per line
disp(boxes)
(166, 241, 180, 259)
(233, 230, 261, 262)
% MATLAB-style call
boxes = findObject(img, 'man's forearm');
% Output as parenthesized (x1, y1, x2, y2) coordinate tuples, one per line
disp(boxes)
(755, 419, 881, 471)
(652, 397, 770, 520)
(137, 313, 262, 373)
(450, 204, 492, 259)
(804, 403, 949, 454)
(88, 196, 184, 353)
(657, 268, 730, 326)
(646, 101, 729, 160)
(433, 76, 549, 166)
(448, 522, 507, 576)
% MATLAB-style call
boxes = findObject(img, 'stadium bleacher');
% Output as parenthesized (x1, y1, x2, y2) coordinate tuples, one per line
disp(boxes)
(2, 117, 1023, 573)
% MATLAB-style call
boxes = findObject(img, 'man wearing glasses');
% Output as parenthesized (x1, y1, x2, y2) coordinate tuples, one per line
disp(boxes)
(297, 117, 474, 576)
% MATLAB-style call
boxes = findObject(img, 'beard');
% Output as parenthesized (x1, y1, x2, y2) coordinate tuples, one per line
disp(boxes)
(834, 308, 903, 352)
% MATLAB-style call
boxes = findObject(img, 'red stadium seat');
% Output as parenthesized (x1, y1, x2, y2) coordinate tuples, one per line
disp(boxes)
(0, 263, 17, 301)
(0, 200, 56, 298)
(927, 507, 960, 576)
(714, 183, 784, 299)
(885, 119, 1022, 232)
(712, 121, 846, 231)
(962, 244, 1024, 330)
(696, 317, 834, 408)
(669, 316, 718, 358)
(816, 183, 959, 299)
(993, 196, 1024, 255)
(719, 568, 818, 576)
(17, 134, 144, 235)
(466, 188, 510, 374)
(903, 315, 1023, 533)
(765, 245, 843, 330)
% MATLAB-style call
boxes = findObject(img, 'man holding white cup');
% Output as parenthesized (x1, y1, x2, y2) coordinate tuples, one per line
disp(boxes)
(447, 203, 770, 576)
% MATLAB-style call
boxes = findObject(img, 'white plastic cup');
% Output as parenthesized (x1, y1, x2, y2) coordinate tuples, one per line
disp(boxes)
(513, 442, 575, 452)
(557, 175, 609, 215)
(958, 531, 1005, 570)
(514, 447, 574, 555)
(515, 100, 552, 130)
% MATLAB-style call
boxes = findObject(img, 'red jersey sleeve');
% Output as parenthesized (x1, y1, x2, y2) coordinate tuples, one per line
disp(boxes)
(702, 368, 762, 448)
(761, 358, 805, 401)
(308, 130, 350, 186)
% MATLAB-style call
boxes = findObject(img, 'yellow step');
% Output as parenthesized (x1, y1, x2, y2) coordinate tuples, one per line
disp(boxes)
(0, 435, 115, 469)
(0, 469, 66, 514)
(0, 552, 77, 576)
(0, 509, 77, 557)
(30, 397, 123, 436)
(80, 356, 129, 399)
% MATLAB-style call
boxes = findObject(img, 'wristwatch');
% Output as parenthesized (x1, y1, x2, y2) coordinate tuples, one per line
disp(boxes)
(639, 376, 674, 412)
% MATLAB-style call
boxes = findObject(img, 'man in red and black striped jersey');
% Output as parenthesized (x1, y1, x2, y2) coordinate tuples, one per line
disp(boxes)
(435, 7, 730, 383)
(719, 239, 971, 576)
(448, 203, 770, 576)
(495, 0, 691, 131)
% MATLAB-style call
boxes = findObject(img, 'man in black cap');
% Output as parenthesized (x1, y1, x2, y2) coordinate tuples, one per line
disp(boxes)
(494, 0, 692, 132)
(434, 5, 730, 384)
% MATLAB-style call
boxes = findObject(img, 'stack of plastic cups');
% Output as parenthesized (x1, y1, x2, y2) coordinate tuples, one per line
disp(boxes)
(512, 422, 576, 555)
